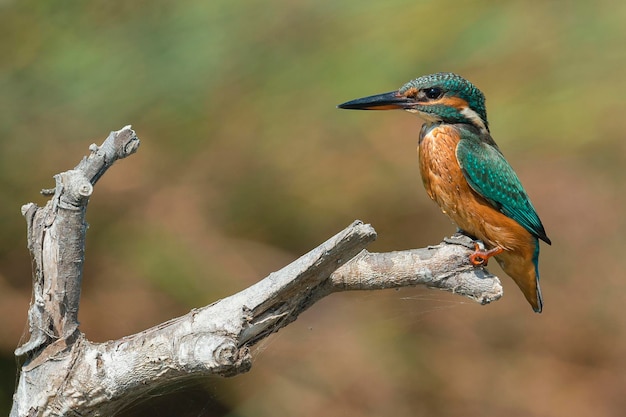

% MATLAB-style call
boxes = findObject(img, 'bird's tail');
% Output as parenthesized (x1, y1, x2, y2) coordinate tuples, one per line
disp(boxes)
(496, 241, 543, 313)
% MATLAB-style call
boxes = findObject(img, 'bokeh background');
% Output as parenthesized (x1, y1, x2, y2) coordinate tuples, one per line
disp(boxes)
(1, 0, 626, 415)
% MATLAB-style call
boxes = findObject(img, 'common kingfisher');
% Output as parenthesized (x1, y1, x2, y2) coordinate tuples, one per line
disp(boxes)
(338, 72, 551, 312)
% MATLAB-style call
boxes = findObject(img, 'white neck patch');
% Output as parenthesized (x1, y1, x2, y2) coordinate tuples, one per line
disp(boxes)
(460, 106, 488, 133)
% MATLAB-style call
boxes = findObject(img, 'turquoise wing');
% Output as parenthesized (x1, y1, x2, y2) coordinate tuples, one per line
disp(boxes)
(455, 130, 551, 244)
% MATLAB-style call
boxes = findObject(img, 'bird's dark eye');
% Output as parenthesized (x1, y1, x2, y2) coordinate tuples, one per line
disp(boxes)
(424, 87, 443, 99)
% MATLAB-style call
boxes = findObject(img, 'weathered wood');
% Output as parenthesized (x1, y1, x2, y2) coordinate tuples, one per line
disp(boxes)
(11, 126, 502, 417)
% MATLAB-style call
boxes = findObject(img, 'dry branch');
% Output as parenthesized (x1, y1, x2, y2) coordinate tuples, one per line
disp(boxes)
(11, 126, 502, 417)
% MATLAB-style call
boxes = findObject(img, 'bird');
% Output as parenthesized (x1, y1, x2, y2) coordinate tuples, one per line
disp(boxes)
(338, 72, 551, 312)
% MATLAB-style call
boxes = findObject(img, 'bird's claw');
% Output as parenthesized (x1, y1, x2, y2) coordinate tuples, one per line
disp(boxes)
(469, 243, 503, 266)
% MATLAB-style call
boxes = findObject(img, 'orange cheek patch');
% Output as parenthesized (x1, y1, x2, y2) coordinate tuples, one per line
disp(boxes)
(434, 96, 469, 110)
(402, 87, 419, 98)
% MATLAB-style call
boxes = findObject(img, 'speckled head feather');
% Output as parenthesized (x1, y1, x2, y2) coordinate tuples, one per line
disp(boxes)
(399, 72, 489, 132)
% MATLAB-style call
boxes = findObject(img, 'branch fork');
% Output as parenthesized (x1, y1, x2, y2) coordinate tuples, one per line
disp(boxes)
(11, 126, 502, 417)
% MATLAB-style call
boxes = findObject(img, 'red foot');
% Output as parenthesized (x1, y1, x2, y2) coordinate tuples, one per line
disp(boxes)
(469, 243, 503, 266)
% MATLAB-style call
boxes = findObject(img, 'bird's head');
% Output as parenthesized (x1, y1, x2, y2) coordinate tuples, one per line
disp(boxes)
(338, 72, 489, 133)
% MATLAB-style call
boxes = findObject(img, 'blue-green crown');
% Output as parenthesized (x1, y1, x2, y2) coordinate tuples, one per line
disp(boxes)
(400, 73, 488, 130)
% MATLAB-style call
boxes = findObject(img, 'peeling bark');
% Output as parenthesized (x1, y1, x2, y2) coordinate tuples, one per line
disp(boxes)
(11, 126, 502, 417)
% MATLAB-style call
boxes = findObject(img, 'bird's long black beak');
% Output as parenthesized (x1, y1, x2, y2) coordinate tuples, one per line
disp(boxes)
(337, 90, 413, 110)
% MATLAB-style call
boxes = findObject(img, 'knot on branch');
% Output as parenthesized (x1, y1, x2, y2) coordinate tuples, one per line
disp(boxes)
(55, 170, 93, 210)
(213, 339, 237, 365)
(177, 333, 251, 376)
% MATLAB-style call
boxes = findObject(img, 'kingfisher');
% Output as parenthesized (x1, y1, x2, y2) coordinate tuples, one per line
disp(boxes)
(338, 72, 551, 312)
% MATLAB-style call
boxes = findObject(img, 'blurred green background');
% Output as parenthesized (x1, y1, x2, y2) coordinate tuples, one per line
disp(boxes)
(2, 0, 626, 415)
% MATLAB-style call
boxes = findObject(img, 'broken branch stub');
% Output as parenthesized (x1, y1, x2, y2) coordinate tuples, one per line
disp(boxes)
(11, 126, 501, 417)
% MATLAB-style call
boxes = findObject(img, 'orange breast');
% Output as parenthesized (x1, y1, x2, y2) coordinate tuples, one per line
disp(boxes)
(418, 125, 542, 311)
(418, 125, 534, 254)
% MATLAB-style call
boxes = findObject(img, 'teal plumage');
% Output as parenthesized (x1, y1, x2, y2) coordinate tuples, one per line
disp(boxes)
(455, 126, 551, 245)
(399, 73, 489, 130)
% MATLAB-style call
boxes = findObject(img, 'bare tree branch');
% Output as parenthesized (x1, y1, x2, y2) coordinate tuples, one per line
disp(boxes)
(16, 126, 139, 359)
(11, 126, 502, 417)
(329, 238, 502, 303)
